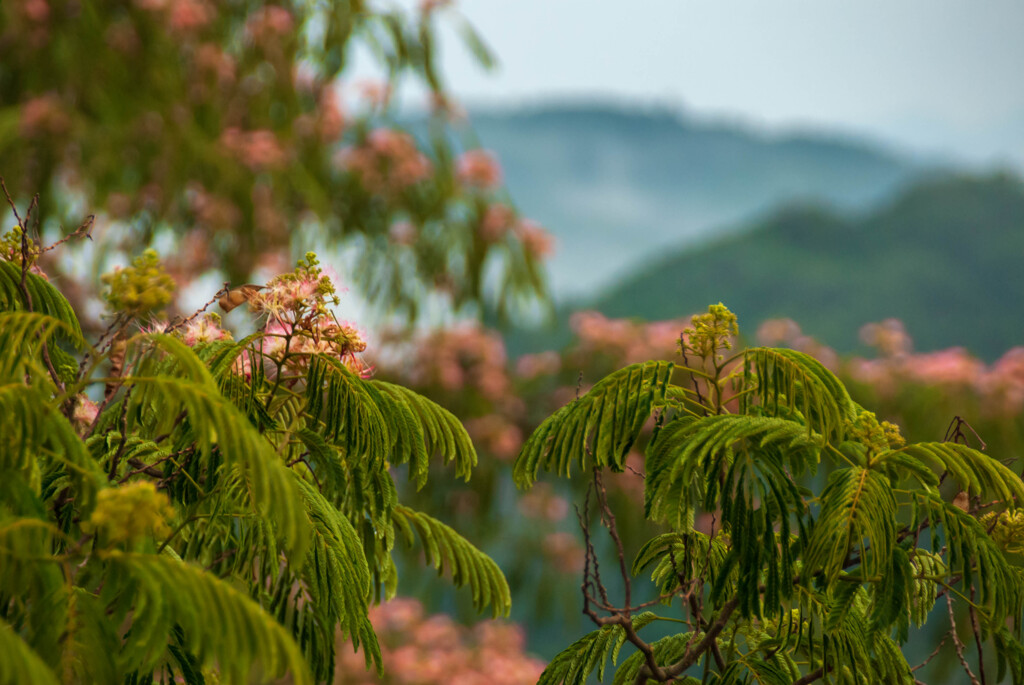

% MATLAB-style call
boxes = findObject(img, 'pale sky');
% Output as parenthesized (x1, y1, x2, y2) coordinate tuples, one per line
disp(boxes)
(417, 0, 1024, 166)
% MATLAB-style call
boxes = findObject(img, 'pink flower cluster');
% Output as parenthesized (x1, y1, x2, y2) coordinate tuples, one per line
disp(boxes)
(188, 184, 243, 232)
(568, 311, 693, 367)
(354, 80, 394, 110)
(19, 93, 70, 137)
(192, 43, 237, 87)
(181, 313, 231, 346)
(755, 318, 839, 370)
(517, 482, 569, 522)
(456, 150, 503, 190)
(760, 317, 1024, 417)
(513, 219, 555, 259)
(133, 0, 213, 35)
(515, 351, 561, 381)
(463, 415, 523, 461)
(244, 6, 294, 45)
(72, 395, 100, 437)
(168, 0, 214, 35)
(410, 325, 510, 400)
(336, 598, 545, 685)
(480, 203, 515, 242)
(220, 128, 288, 171)
(292, 89, 346, 143)
(541, 532, 585, 574)
(338, 128, 433, 195)
(260, 317, 370, 377)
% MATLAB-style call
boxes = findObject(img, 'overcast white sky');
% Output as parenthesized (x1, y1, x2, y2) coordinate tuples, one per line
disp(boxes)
(415, 0, 1024, 166)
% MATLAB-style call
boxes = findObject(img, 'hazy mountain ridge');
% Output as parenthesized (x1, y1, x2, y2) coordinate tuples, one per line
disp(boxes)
(590, 172, 1024, 360)
(469, 103, 926, 296)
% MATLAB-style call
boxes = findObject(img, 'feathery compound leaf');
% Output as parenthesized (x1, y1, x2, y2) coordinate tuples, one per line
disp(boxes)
(124, 334, 310, 560)
(0, 384, 105, 512)
(0, 617, 59, 685)
(514, 361, 674, 487)
(894, 442, 1024, 503)
(645, 414, 820, 528)
(305, 355, 390, 465)
(908, 550, 945, 627)
(371, 380, 478, 485)
(105, 552, 313, 684)
(391, 504, 510, 617)
(632, 532, 731, 600)
(922, 494, 1022, 617)
(0, 260, 83, 339)
(612, 631, 695, 685)
(0, 311, 84, 382)
(293, 477, 379, 670)
(538, 612, 659, 685)
(805, 466, 896, 583)
(744, 347, 856, 443)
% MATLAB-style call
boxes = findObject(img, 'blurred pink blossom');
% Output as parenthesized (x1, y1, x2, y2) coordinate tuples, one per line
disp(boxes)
(168, 0, 214, 34)
(456, 149, 503, 190)
(20, 93, 70, 137)
(480, 203, 515, 242)
(220, 128, 288, 171)
(514, 219, 555, 259)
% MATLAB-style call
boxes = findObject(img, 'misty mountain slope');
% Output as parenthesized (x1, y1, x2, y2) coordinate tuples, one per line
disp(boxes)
(590, 172, 1024, 360)
(469, 104, 925, 296)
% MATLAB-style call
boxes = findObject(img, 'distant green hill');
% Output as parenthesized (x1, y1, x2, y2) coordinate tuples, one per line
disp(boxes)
(470, 103, 924, 297)
(589, 172, 1024, 360)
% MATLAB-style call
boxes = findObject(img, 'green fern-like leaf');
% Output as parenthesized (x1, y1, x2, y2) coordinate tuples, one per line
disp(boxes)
(104, 552, 313, 684)
(538, 612, 659, 685)
(515, 361, 674, 487)
(305, 355, 390, 466)
(744, 347, 856, 443)
(293, 477, 380, 671)
(645, 414, 820, 528)
(371, 380, 478, 486)
(0, 260, 84, 339)
(391, 504, 510, 617)
(0, 617, 59, 685)
(612, 631, 695, 685)
(804, 466, 896, 583)
(123, 334, 311, 560)
(893, 442, 1024, 503)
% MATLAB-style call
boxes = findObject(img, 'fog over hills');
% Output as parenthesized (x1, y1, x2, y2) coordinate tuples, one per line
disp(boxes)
(591, 172, 1024, 360)
(469, 103, 929, 297)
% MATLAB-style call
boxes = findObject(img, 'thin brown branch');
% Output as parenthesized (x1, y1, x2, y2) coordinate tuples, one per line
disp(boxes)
(912, 634, 948, 672)
(792, 664, 833, 685)
(946, 593, 982, 685)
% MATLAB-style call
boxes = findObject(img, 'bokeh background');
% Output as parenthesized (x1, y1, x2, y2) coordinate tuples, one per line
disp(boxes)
(4, 0, 1023, 682)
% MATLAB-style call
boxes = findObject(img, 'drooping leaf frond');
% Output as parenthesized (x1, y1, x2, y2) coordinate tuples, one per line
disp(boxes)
(0, 260, 84, 339)
(645, 414, 820, 528)
(0, 311, 84, 384)
(632, 531, 731, 601)
(611, 631, 695, 685)
(515, 361, 674, 487)
(538, 612, 659, 685)
(293, 476, 380, 672)
(804, 466, 897, 583)
(893, 442, 1024, 503)
(371, 380, 478, 485)
(743, 347, 857, 442)
(104, 552, 313, 684)
(305, 354, 390, 466)
(123, 334, 311, 560)
(391, 504, 511, 617)
(0, 617, 59, 685)
(0, 384, 105, 513)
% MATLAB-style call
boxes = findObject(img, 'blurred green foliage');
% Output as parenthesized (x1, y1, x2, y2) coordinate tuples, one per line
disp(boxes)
(0, 0, 548, 319)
